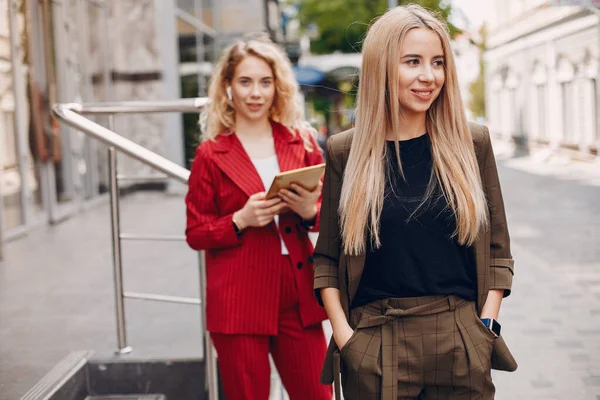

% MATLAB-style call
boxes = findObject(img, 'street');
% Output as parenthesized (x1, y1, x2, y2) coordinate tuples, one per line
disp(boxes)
(491, 154, 600, 400)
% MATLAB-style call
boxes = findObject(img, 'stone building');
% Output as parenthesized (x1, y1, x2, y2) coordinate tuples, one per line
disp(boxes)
(0, 0, 278, 255)
(484, 0, 599, 156)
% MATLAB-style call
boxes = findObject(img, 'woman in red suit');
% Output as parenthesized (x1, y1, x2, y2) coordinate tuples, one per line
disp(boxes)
(185, 34, 332, 400)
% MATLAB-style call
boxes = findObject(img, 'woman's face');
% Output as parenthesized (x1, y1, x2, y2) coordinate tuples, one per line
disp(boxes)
(230, 55, 275, 125)
(397, 27, 446, 118)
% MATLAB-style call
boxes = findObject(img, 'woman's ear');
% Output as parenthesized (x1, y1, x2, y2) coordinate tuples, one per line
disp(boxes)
(226, 86, 233, 101)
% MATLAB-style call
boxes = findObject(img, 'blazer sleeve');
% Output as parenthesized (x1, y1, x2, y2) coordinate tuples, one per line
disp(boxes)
(185, 144, 242, 251)
(313, 137, 343, 306)
(482, 126, 515, 297)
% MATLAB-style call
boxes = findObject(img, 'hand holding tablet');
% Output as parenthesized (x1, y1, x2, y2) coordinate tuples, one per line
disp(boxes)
(265, 163, 326, 199)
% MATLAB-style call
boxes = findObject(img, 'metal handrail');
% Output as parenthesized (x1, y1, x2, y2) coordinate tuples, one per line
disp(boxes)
(60, 98, 208, 114)
(52, 102, 201, 182)
(117, 174, 170, 182)
(51, 98, 219, 400)
(120, 233, 187, 241)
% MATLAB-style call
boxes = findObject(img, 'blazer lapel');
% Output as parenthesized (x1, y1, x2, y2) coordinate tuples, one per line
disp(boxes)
(347, 253, 366, 306)
(473, 133, 491, 313)
(272, 121, 305, 172)
(473, 228, 491, 313)
(212, 133, 265, 197)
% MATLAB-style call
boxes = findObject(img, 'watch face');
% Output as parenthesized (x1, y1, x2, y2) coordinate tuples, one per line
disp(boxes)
(491, 319, 501, 336)
(481, 318, 501, 337)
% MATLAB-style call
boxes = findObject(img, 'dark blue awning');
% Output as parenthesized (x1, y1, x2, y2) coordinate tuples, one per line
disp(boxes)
(293, 65, 325, 85)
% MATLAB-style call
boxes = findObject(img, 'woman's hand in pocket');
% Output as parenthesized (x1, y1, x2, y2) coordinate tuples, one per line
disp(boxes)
(334, 323, 355, 351)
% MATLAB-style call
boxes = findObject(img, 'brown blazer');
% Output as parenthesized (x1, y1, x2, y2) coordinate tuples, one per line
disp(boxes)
(313, 122, 517, 385)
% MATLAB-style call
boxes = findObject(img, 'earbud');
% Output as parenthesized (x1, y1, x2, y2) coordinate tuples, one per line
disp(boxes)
(226, 86, 232, 101)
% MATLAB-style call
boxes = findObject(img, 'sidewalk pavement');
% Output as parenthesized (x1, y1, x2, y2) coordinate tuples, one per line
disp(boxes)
(490, 136, 600, 188)
(493, 242, 600, 400)
(0, 192, 203, 400)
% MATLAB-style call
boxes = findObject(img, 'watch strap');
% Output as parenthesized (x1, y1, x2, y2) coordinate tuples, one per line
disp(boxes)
(301, 217, 316, 230)
(232, 219, 242, 235)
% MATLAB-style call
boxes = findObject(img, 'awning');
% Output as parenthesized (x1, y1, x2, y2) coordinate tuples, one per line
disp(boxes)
(293, 65, 326, 85)
(298, 52, 362, 82)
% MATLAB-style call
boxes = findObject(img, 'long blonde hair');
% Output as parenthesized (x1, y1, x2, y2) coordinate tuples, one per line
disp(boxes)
(200, 34, 314, 150)
(340, 4, 488, 255)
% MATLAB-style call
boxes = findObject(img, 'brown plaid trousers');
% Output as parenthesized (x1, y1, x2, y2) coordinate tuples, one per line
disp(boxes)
(339, 295, 495, 400)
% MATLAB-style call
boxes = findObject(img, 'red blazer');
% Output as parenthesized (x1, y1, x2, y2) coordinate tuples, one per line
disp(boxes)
(185, 121, 328, 335)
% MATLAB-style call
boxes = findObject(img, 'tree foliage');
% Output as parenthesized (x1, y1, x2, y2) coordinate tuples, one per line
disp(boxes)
(297, 0, 457, 54)
(468, 24, 487, 118)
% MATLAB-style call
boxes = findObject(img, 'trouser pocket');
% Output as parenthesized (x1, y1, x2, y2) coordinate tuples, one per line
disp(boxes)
(452, 303, 496, 397)
(340, 326, 382, 399)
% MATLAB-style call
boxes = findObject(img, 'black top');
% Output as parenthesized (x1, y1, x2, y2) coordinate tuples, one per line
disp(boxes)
(352, 133, 477, 309)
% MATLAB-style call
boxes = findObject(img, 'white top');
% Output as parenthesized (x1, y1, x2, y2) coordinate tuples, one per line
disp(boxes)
(251, 155, 289, 255)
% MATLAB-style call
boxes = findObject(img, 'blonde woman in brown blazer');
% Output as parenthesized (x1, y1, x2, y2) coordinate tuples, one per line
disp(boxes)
(313, 5, 517, 400)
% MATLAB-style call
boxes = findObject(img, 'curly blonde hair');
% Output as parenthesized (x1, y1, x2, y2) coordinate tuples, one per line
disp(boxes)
(200, 34, 315, 150)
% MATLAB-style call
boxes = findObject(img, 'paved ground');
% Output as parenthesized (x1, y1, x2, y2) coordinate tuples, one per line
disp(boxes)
(490, 148, 600, 400)
(0, 192, 204, 400)
(1, 146, 600, 399)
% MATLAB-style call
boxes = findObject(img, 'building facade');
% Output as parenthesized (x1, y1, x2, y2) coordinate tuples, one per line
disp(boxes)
(0, 0, 278, 257)
(484, 0, 599, 156)
(453, 31, 483, 121)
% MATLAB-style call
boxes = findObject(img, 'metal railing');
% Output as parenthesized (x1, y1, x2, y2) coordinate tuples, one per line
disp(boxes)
(51, 98, 219, 399)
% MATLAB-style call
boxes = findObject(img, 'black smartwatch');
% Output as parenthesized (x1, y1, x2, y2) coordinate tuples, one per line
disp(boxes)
(301, 217, 316, 230)
(480, 318, 501, 337)
(232, 219, 242, 235)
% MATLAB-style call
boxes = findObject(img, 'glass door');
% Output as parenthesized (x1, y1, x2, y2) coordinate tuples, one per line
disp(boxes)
(37, 0, 108, 222)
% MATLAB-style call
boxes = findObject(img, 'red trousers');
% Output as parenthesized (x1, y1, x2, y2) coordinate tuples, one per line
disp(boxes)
(211, 256, 332, 400)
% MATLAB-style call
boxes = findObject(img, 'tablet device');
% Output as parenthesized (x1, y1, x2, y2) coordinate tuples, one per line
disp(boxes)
(265, 163, 326, 199)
